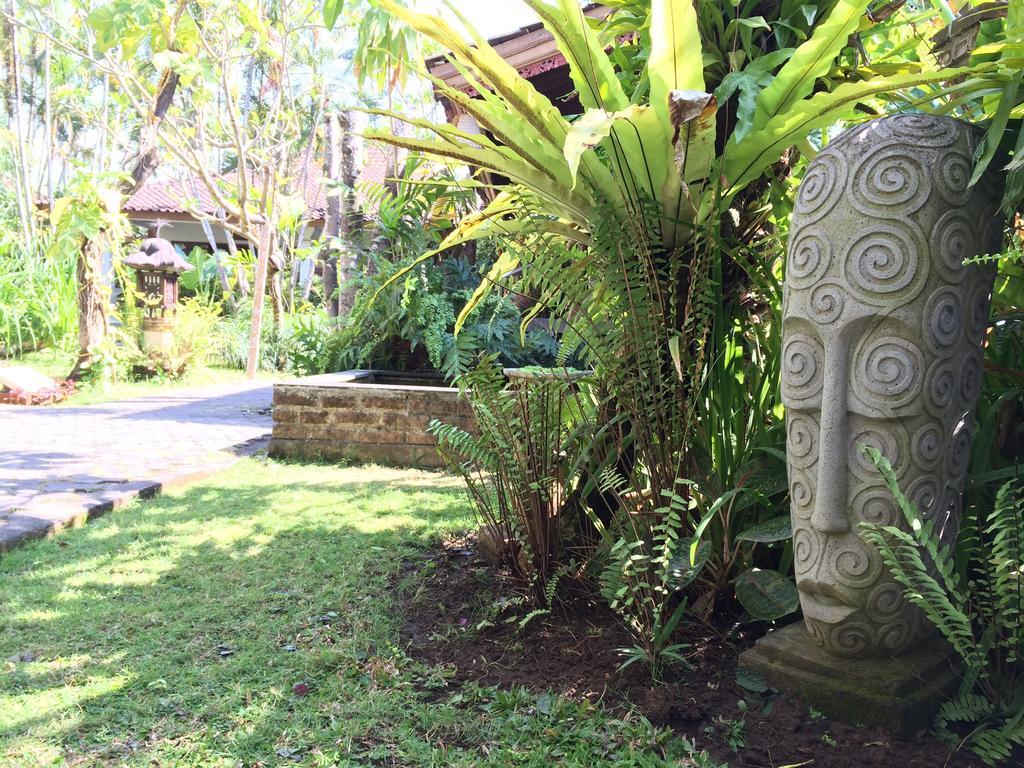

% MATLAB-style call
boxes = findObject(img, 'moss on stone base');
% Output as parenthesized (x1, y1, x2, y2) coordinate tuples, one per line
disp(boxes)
(739, 621, 961, 737)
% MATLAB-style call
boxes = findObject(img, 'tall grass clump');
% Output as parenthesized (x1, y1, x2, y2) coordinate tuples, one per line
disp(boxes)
(0, 243, 78, 357)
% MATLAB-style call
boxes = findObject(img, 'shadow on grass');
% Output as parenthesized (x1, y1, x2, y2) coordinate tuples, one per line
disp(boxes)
(0, 466, 474, 764)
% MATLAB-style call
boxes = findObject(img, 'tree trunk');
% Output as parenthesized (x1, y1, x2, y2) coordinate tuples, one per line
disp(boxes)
(246, 219, 274, 379)
(268, 245, 285, 334)
(245, 163, 280, 379)
(43, 36, 53, 218)
(73, 238, 110, 376)
(3, 2, 33, 247)
(220, 229, 250, 297)
(69, 69, 181, 380)
(320, 110, 341, 317)
(336, 110, 362, 316)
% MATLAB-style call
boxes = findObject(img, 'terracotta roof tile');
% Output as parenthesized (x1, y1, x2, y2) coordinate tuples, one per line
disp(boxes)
(125, 145, 403, 221)
(125, 168, 329, 220)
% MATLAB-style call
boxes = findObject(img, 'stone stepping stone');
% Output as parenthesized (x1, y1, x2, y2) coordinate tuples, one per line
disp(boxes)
(0, 366, 56, 394)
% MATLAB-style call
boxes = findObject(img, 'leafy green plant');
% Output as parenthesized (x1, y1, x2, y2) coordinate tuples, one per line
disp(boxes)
(75, 323, 139, 385)
(705, 714, 746, 753)
(357, 0, 975, 660)
(207, 296, 289, 372)
(284, 309, 337, 376)
(0, 244, 77, 357)
(0, 170, 130, 359)
(925, 2, 1024, 216)
(861, 446, 1024, 766)
(179, 246, 235, 305)
(430, 358, 593, 604)
(596, 484, 703, 680)
(136, 297, 222, 378)
(367, 0, 970, 267)
(965, 245, 1024, 514)
(686, 272, 793, 620)
(325, 250, 561, 378)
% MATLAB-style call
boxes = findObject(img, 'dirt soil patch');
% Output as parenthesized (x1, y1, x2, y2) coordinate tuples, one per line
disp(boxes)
(399, 540, 995, 768)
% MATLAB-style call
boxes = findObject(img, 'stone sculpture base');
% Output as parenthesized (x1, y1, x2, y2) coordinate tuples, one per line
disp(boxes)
(739, 622, 960, 737)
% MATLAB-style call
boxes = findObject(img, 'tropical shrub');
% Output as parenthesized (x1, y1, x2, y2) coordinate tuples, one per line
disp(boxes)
(595, 482, 703, 680)
(209, 296, 293, 371)
(74, 322, 140, 385)
(430, 358, 593, 603)
(862, 447, 1024, 766)
(927, 2, 1024, 216)
(359, 0, 968, 667)
(685, 257, 792, 619)
(284, 309, 336, 376)
(0, 170, 125, 359)
(0, 246, 77, 357)
(134, 298, 222, 378)
(306, 249, 562, 378)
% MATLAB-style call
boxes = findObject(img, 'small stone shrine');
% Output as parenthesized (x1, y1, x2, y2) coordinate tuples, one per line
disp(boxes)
(123, 237, 193, 352)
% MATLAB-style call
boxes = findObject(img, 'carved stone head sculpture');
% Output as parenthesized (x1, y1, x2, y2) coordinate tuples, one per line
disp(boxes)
(783, 115, 1003, 658)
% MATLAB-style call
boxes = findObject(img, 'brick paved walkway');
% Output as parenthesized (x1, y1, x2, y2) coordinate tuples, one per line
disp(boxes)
(0, 381, 273, 552)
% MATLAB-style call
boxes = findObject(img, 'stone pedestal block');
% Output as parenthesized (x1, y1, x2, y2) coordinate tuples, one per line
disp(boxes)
(141, 318, 175, 352)
(739, 622, 961, 737)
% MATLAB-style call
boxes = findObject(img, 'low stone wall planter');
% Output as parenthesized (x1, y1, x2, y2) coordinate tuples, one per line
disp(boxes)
(268, 370, 474, 468)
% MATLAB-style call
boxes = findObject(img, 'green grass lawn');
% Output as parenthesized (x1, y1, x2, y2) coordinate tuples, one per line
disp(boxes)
(0, 459, 718, 768)
(7, 349, 282, 406)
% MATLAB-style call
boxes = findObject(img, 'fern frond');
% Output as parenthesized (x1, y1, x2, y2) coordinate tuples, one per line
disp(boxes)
(861, 524, 979, 666)
(987, 478, 1024, 650)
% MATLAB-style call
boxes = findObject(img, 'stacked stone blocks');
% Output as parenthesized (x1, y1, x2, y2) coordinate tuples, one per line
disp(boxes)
(268, 373, 474, 468)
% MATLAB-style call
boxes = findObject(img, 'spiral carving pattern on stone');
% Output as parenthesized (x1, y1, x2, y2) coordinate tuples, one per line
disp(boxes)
(787, 232, 832, 289)
(787, 413, 819, 469)
(833, 536, 884, 589)
(793, 526, 816, 573)
(794, 150, 846, 224)
(969, 281, 992, 340)
(930, 210, 975, 283)
(936, 151, 973, 206)
(908, 476, 940, 517)
(849, 423, 906, 480)
(925, 358, 957, 416)
(865, 582, 905, 623)
(867, 582, 915, 653)
(790, 469, 815, 521)
(850, 483, 899, 527)
(781, 333, 823, 404)
(850, 147, 930, 216)
(808, 283, 845, 325)
(877, 618, 915, 654)
(946, 423, 972, 479)
(881, 114, 961, 147)
(843, 223, 927, 305)
(925, 288, 963, 349)
(854, 336, 924, 411)
(959, 349, 984, 408)
(829, 621, 873, 657)
(912, 423, 943, 471)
